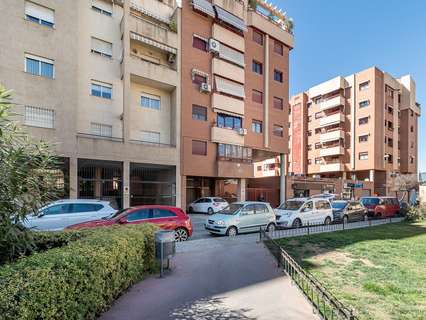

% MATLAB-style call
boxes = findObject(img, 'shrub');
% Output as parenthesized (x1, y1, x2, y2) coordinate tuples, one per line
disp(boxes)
(0, 224, 157, 320)
(406, 207, 426, 221)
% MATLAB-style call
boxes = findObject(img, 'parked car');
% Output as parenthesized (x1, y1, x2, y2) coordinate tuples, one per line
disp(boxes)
(360, 196, 400, 218)
(331, 200, 368, 223)
(275, 198, 333, 228)
(23, 199, 116, 231)
(67, 205, 193, 241)
(188, 197, 228, 214)
(310, 193, 339, 201)
(204, 201, 276, 236)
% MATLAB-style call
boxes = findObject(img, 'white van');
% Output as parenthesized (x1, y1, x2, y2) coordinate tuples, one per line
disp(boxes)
(274, 198, 333, 228)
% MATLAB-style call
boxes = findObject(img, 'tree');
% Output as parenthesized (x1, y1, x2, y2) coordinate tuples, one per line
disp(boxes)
(0, 85, 60, 263)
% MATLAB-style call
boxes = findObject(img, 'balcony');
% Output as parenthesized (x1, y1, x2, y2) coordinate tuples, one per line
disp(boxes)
(308, 76, 345, 98)
(319, 163, 344, 173)
(212, 58, 244, 84)
(128, 55, 178, 87)
(211, 126, 244, 146)
(212, 0, 244, 19)
(320, 146, 344, 157)
(319, 96, 345, 111)
(212, 23, 245, 52)
(212, 93, 244, 116)
(217, 160, 253, 178)
(319, 129, 344, 143)
(129, 14, 178, 49)
(319, 112, 345, 128)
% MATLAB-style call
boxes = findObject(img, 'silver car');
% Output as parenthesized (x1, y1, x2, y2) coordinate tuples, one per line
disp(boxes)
(205, 201, 276, 236)
(23, 199, 116, 231)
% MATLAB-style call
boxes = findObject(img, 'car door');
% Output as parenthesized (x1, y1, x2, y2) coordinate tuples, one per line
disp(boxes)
(254, 203, 271, 228)
(313, 200, 326, 224)
(125, 208, 152, 225)
(299, 201, 314, 225)
(238, 204, 256, 232)
(151, 208, 178, 231)
(36, 203, 72, 230)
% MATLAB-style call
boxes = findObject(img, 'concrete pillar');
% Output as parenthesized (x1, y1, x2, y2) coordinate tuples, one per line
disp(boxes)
(69, 157, 78, 199)
(95, 167, 102, 198)
(122, 0, 131, 143)
(280, 153, 286, 204)
(237, 178, 246, 202)
(263, 34, 270, 148)
(179, 175, 186, 209)
(123, 161, 130, 209)
(369, 169, 375, 182)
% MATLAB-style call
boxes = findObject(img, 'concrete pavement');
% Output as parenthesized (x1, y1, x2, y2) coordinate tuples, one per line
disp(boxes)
(100, 236, 318, 320)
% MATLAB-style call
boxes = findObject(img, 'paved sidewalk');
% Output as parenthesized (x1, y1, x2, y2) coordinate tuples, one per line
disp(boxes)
(100, 237, 318, 320)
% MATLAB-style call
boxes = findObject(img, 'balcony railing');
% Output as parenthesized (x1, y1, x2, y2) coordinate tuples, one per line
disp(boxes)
(211, 126, 244, 146)
(319, 112, 345, 128)
(319, 129, 345, 143)
(319, 96, 345, 111)
(319, 146, 344, 157)
(319, 163, 344, 173)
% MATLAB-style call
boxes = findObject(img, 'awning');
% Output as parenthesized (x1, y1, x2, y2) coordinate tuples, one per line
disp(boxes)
(130, 2, 170, 24)
(213, 108, 244, 118)
(214, 5, 247, 32)
(130, 32, 177, 55)
(191, 0, 215, 18)
(215, 76, 245, 99)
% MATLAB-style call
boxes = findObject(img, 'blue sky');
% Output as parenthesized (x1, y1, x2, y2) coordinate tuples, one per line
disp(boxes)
(275, 0, 425, 172)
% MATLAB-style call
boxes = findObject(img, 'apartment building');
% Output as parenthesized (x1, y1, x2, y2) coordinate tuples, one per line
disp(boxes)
(180, 0, 294, 206)
(288, 67, 420, 196)
(0, 0, 294, 208)
(0, 0, 182, 209)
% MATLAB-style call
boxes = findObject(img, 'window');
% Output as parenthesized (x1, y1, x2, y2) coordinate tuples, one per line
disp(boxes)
(387, 154, 393, 164)
(359, 152, 368, 160)
(192, 73, 206, 85)
(359, 134, 368, 143)
(410, 126, 414, 133)
(71, 204, 103, 213)
(359, 81, 370, 91)
(308, 131, 313, 137)
(315, 158, 322, 165)
(273, 97, 283, 110)
(308, 115, 312, 122)
(302, 201, 313, 211)
(25, 1, 54, 27)
(387, 105, 393, 114)
(217, 144, 252, 162)
(192, 35, 207, 51)
(307, 144, 312, 151)
(254, 204, 268, 214)
(252, 89, 263, 104)
(43, 204, 71, 215)
(307, 102, 312, 109)
(25, 54, 54, 78)
(252, 60, 263, 75)
(274, 69, 283, 83)
(359, 100, 370, 108)
(410, 156, 414, 164)
(252, 120, 262, 133)
(141, 130, 160, 143)
(307, 159, 312, 165)
(141, 93, 160, 110)
(192, 105, 207, 121)
(315, 128, 321, 134)
(359, 117, 369, 125)
(24, 106, 55, 128)
(152, 209, 176, 218)
(192, 140, 207, 156)
(388, 138, 393, 147)
(252, 30, 263, 45)
(217, 114, 242, 130)
(257, 165, 262, 171)
(274, 40, 283, 55)
(315, 200, 331, 210)
(273, 125, 283, 137)
(386, 85, 394, 98)
(91, 122, 112, 137)
(91, 37, 112, 58)
(241, 204, 255, 215)
(91, 81, 112, 99)
(127, 209, 151, 221)
(92, 0, 112, 16)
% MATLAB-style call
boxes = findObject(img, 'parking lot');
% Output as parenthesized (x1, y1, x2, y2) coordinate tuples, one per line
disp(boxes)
(188, 213, 213, 240)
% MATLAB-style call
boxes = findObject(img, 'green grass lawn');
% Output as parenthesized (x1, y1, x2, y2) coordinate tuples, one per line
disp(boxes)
(276, 221, 426, 320)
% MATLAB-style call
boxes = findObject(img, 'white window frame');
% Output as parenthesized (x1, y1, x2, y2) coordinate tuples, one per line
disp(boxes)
(90, 122, 113, 137)
(24, 105, 55, 128)
(358, 134, 369, 143)
(359, 100, 370, 108)
(141, 93, 161, 110)
(359, 81, 370, 91)
(90, 80, 112, 99)
(91, 0, 113, 16)
(359, 152, 368, 160)
(24, 53, 55, 78)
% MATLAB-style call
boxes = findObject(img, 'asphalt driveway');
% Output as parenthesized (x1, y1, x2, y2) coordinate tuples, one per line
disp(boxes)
(99, 236, 318, 320)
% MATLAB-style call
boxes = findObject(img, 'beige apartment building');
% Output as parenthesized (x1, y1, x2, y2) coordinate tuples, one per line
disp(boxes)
(287, 67, 420, 196)
(0, 0, 293, 208)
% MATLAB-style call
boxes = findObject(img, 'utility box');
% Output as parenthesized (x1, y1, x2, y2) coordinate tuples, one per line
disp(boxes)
(155, 230, 175, 277)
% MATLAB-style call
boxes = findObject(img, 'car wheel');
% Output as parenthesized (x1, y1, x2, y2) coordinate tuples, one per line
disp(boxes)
(188, 206, 194, 213)
(324, 217, 332, 225)
(343, 215, 349, 224)
(266, 223, 276, 232)
(207, 207, 214, 215)
(227, 226, 238, 237)
(174, 228, 189, 242)
(292, 218, 302, 228)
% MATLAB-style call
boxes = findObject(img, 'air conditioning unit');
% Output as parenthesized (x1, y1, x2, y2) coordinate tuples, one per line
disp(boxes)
(208, 38, 220, 53)
(167, 53, 176, 64)
(200, 82, 211, 93)
(238, 128, 247, 136)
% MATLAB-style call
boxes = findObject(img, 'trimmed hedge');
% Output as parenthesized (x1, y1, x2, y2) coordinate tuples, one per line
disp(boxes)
(0, 224, 157, 320)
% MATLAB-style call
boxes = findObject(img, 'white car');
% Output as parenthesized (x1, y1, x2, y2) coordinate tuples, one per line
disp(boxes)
(188, 197, 229, 215)
(23, 199, 117, 231)
(274, 198, 333, 228)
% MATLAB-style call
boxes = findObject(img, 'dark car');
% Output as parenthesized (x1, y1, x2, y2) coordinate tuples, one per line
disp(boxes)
(360, 197, 400, 218)
(331, 200, 368, 223)
(67, 205, 193, 241)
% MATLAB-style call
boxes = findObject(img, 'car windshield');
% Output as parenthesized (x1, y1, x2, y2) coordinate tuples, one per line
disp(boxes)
(361, 198, 380, 205)
(332, 202, 347, 210)
(219, 203, 244, 215)
(278, 200, 304, 210)
(102, 208, 128, 220)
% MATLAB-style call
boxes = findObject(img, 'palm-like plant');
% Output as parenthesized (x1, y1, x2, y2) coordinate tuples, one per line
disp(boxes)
(0, 85, 60, 263)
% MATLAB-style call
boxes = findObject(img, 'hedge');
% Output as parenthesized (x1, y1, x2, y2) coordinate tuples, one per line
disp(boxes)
(0, 224, 157, 320)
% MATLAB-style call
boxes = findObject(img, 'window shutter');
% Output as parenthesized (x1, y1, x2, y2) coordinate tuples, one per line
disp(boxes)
(25, 1, 54, 24)
(92, 0, 113, 14)
(91, 37, 112, 56)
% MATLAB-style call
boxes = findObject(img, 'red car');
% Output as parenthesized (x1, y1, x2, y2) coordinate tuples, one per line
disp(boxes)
(360, 197, 400, 218)
(67, 205, 193, 241)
